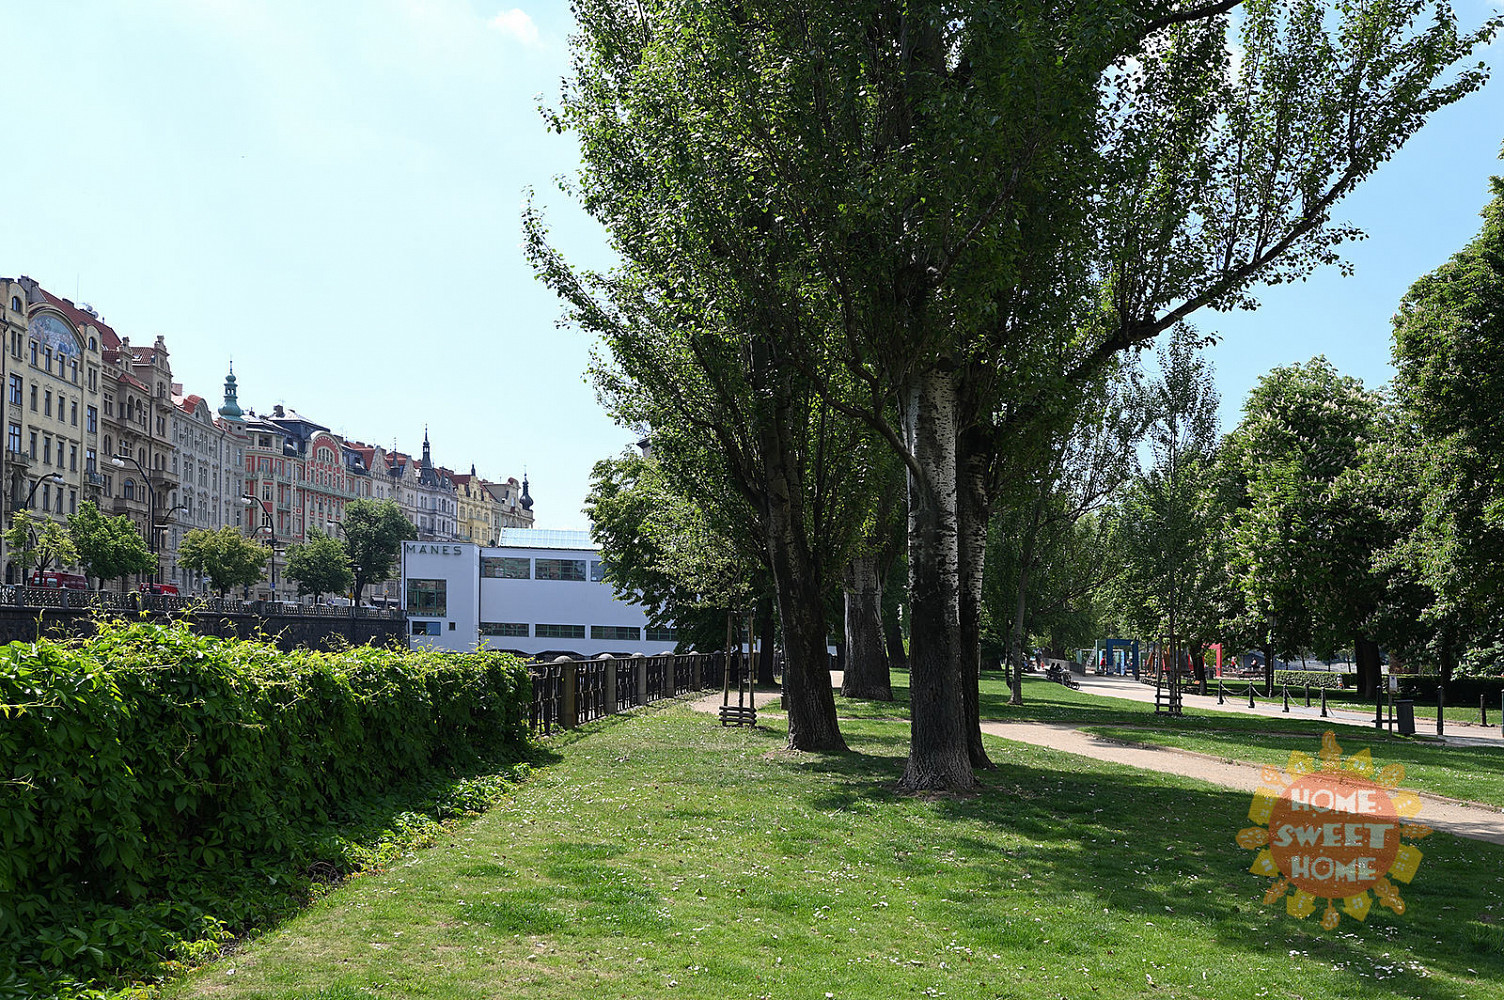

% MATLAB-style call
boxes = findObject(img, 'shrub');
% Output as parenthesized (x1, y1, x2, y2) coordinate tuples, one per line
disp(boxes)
(1272, 669, 1345, 690)
(1395, 674, 1504, 706)
(0, 620, 530, 989)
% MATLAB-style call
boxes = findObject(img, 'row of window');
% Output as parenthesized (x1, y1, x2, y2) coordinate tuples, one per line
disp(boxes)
(8, 375, 96, 431)
(415, 622, 678, 642)
(480, 557, 607, 582)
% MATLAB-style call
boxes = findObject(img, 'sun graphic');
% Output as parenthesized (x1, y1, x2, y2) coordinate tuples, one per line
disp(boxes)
(1237, 730, 1433, 929)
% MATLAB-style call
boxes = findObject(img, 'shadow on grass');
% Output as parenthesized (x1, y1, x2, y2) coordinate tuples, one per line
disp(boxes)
(756, 717, 1504, 997)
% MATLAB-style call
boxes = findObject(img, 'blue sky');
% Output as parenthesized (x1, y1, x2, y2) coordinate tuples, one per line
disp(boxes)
(2, 1, 1501, 529)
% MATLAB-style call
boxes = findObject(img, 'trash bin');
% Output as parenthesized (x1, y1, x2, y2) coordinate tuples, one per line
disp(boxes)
(1394, 699, 1415, 736)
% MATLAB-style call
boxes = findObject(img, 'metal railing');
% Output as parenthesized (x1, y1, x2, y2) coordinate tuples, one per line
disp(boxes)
(526, 652, 720, 735)
(0, 585, 404, 619)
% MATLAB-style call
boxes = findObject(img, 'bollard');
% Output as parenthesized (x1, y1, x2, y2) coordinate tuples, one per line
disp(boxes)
(1217, 677, 1225, 705)
(1437, 685, 1444, 737)
(1320, 687, 1328, 718)
(1282, 685, 1290, 713)
(1248, 683, 1256, 708)
(1375, 686, 1384, 730)
(1305, 684, 1311, 708)
(1482, 693, 1488, 729)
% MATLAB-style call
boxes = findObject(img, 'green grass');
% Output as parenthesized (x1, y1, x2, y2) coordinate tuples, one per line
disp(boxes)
(167, 703, 1504, 999)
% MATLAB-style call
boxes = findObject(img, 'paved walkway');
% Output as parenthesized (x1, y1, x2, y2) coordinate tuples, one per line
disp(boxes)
(1077, 673, 1504, 746)
(979, 720, 1504, 846)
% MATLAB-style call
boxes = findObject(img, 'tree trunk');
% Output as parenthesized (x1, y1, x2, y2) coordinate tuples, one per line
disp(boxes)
(1354, 637, 1382, 701)
(1263, 646, 1275, 697)
(883, 609, 907, 670)
(899, 368, 976, 792)
(754, 334, 846, 752)
(957, 426, 993, 767)
(756, 597, 776, 687)
(1191, 646, 1206, 695)
(841, 554, 892, 700)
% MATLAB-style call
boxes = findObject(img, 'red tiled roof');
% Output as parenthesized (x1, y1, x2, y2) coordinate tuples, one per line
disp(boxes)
(175, 394, 205, 414)
(33, 286, 123, 348)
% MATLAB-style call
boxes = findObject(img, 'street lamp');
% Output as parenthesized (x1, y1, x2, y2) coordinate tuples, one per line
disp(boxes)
(242, 494, 277, 602)
(111, 455, 160, 584)
(156, 504, 189, 591)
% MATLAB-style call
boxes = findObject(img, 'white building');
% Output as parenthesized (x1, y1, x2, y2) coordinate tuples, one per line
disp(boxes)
(401, 528, 677, 658)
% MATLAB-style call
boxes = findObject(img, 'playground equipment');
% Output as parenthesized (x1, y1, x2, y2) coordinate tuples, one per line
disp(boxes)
(1091, 638, 1141, 679)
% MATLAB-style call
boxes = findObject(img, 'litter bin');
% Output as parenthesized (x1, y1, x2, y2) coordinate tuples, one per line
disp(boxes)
(1394, 699, 1415, 736)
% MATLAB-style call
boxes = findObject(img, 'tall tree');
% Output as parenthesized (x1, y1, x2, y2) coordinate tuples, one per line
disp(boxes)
(285, 529, 354, 604)
(177, 526, 269, 598)
(3, 511, 78, 580)
(536, 0, 1497, 789)
(1388, 172, 1504, 681)
(1223, 358, 1384, 693)
(344, 499, 417, 605)
(67, 502, 154, 592)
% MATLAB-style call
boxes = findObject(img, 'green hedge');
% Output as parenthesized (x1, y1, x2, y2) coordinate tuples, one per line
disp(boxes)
(1272, 669, 1346, 690)
(0, 620, 530, 989)
(1395, 674, 1504, 706)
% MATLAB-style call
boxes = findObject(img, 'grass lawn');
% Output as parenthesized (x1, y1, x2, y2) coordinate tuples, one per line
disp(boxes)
(167, 702, 1504, 999)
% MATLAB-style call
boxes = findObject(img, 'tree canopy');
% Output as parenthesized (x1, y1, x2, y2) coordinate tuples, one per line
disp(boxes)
(67, 502, 154, 590)
(343, 500, 417, 604)
(285, 529, 354, 604)
(177, 527, 269, 598)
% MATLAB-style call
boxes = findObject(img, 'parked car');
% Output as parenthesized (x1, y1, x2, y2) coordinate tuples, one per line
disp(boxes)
(139, 583, 180, 596)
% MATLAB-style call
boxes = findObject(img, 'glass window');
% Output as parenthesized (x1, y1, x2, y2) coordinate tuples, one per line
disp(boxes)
(43, 390, 51, 417)
(411, 620, 442, 636)
(591, 625, 641, 641)
(406, 578, 447, 617)
(479, 622, 529, 637)
(7, 374, 19, 404)
(86, 405, 97, 433)
(69, 399, 77, 425)
(646, 626, 679, 642)
(481, 556, 531, 579)
(28, 431, 36, 459)
(29, 385, 37, 410)
(29, 342, 37, 366)
(535, 558, 587, 582)
(69, 444, 77, 472)
(86, 448, 96, 473)
(535, 623, 586, 639)
(42, 437, 51, 465)
(590, 560, 609, 582)
(6, 424, 19, 453)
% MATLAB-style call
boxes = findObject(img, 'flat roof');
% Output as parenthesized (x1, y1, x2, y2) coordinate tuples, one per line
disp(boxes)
(497, 528, 598, 551)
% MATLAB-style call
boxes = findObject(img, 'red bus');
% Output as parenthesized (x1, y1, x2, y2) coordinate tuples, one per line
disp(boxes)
(30, 570, 88, 591)
(139, 583, 180, 596)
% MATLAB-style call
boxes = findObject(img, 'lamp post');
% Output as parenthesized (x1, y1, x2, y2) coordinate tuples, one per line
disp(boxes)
(111, 455, 160, 584)
(243, 494, 277, 602)
(156, 503, 188, 590)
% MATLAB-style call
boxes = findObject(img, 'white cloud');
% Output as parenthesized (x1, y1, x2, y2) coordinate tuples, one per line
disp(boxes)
(489, 8, 540, 47)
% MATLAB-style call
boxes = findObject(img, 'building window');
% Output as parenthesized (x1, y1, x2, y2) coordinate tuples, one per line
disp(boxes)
(28, 431, 36, 459)
(43, 390, 51, 417)
(70, 359, 78, 384)
(479, 622, 529, 637)
(6, 374, 19, 405)
(40, 484, 50, 510)
(104, 394, 113, 416)
(646, 626, 679, 642)
(6, 424, 20, 453)
(69, 489, 76, 514)
(411, 620, 442, 636)
(591, 625, 641, 641)
(535, 623, 586, 640)
(88, 367, 96, 391)
(405, 578, 446, 617)
(70, 400, 77, 425)
(43, 347, 52, 372)
(590, 560, 609, 582)
(534, 558, 587, 582)
(29, 385, 37, 410)
(86, 448, 96, 473)
(481, 556, 531, 579)
(29, 342, 37, 366)
(69, 444, 77, 472)
(42, 437, 51, 465)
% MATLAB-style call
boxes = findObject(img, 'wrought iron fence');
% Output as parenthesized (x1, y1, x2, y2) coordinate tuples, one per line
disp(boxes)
(1, 586, 403, 619)
(526, 652, 719, 735)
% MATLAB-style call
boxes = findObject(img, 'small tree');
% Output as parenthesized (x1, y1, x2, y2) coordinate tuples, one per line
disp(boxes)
(178, 526, 269, 598)
(4, 510, 79, 581)
(344, 499, 416, 604)
(285, 529, 353, 603)
(67, 502, 154, 591)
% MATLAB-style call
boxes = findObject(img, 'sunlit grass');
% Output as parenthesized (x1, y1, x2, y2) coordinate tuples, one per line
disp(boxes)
(167, 704, 1504, 999)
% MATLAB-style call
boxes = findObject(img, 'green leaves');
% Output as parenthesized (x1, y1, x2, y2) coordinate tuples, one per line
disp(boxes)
(343, 499, 417, 603)
(66, 501, 154, 588)
(177, 525, 269, 597)
(285, 529, 354, 603)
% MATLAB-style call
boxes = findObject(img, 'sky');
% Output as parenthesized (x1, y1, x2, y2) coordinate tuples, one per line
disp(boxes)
(3, 1, 1502, 530)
